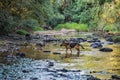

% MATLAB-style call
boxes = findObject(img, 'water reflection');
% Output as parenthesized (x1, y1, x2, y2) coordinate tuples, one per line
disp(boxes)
(109, 44, 120, 75)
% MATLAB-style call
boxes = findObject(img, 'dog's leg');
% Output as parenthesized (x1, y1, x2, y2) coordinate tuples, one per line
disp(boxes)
(65, 49, 68, 57)
(76, 48, 80, 57)
(70, 49, 72, 56)
(75, 45, 80, 57)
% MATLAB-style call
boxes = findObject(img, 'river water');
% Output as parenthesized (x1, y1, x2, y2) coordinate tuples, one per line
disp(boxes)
(0, 32, 120, 80)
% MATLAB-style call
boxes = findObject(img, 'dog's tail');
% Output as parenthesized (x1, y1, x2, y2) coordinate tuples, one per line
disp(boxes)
(79, 44, 85, 49)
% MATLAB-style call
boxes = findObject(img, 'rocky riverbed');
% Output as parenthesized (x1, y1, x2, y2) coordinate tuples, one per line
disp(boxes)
(0, 31, 120, 80)
(0, 58, 100, 80)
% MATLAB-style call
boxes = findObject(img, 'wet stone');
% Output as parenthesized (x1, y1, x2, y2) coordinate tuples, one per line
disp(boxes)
(58, 73, 67, 77)
(99, 47, 113, 52)
(90, 42, 103, 48)
(112, 75, 120, 80)
(30, 77, 38, 80)
(105, 37, 113, 42)
(57, 68, 68, 72)
(42, 68, 49, 71)
(48, 62, 54, 67)
(53, 52, 61, 55)
(22, 70, 30, 73)
(47, 68, 57, 73)
(43, 50, 51, 53)
(69, 69, 81, 72)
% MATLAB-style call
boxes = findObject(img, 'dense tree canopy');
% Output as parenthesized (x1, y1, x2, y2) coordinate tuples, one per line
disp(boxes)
(0, 0, 120, 34)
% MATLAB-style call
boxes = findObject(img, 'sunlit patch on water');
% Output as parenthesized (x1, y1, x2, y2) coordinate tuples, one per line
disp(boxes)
(108, 44, 120, 75)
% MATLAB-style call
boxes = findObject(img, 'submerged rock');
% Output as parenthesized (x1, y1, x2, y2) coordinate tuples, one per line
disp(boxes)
(99, 48, 113, 52)
(112, 75, 120, 80)
(53, 52, 61, 55)
(30, 77, 38, 80)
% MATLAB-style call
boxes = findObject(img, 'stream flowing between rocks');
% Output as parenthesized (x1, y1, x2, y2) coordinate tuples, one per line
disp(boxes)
(0, 32, 120, 80)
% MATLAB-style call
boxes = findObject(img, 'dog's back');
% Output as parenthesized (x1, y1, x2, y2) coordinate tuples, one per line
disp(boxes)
(69, 43, 78, 48)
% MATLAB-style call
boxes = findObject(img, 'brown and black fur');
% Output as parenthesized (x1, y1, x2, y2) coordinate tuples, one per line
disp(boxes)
(60, 41, 84, 57)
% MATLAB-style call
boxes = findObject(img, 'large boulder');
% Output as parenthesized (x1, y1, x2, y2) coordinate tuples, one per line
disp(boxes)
(99, 48, 113, 52)
(105, 37, 113, 42)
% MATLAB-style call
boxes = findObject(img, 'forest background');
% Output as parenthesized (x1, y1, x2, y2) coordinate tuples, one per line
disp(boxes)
(0, 0, 120, 34)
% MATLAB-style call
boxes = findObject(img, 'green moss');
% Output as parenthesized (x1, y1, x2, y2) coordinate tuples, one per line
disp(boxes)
(16, 29, 28, 35)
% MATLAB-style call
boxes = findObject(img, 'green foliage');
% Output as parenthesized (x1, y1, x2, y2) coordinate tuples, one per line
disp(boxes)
(0, 10, 17, 34)
(112, 36, 120, 43)
(55, 22, 88, 31)
(98, 0, 106, 5)
(0, 0, 120, 34)
(16, 29, 28, 35)
(47, 14, 65, 28)
(98, 0, 112, 5)
(104, 25, 117, 31)
(19, 19, 43, 31)
(32, 27, 43, 31)
(63, 0, 101, 29)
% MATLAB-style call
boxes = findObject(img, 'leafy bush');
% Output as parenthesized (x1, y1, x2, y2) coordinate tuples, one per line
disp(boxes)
(104, 25, 117, 31)
(0, 10, 17, 34)
(54, 22, 88, 31)
(32, 26, 43, 31)
(16, 29, 28, 35)
(47, 14, 65, 28)
(19, 19, 43, 31)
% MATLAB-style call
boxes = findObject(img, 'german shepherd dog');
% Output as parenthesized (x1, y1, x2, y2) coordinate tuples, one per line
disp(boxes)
(60, 41, 84, 57)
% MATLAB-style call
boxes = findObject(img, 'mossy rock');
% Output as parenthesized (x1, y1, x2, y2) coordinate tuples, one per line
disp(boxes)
(16, 29, 28, 35)
(112, 36, 120, 43)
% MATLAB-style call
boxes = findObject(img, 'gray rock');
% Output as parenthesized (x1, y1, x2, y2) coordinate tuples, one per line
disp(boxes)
(30, 77, 38, 80)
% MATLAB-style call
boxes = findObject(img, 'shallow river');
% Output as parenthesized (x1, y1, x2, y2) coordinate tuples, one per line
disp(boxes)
(0, 33, 120, 80)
